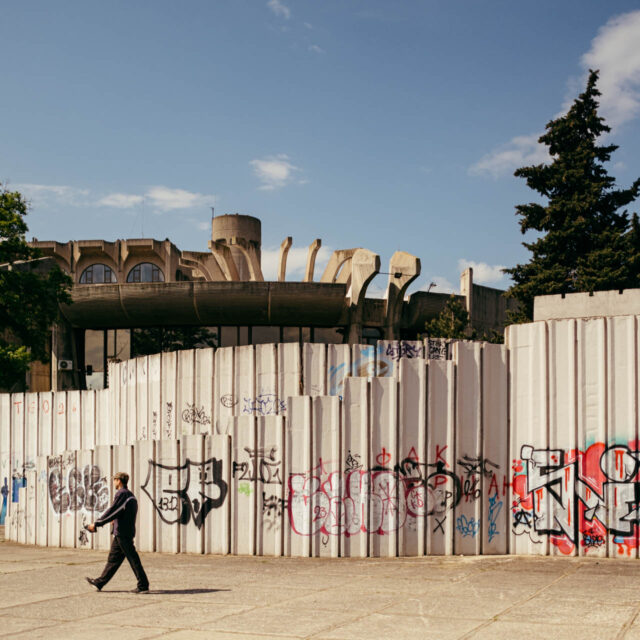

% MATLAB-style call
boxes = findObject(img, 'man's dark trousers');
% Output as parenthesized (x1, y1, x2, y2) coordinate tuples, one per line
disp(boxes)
(95, 535, 149, 590)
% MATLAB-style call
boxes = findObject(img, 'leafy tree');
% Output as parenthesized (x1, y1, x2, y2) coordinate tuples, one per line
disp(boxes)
(424, 295, 475, 339)
(0, 185, 72, 390)
(131, 326, 218, 357)
(505, 70, 640, 322)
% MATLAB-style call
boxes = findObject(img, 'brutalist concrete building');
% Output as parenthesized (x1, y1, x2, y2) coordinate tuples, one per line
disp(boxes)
(27, 214, 514, 391)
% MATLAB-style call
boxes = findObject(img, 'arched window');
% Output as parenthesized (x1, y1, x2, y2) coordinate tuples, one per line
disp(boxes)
(79, 264, 117, 284)
(127, 262, 164, 283)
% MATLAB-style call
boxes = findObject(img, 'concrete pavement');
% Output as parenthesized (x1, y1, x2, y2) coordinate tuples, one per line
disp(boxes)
(1, 542, 640, 639)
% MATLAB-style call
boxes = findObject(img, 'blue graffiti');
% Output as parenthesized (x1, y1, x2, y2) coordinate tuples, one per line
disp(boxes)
(242, 394, 286, 416)
(487, 493, 503, 542)
(0, 478, 8, 525)
(12, 474, 26, 503)
(456, 515, 480, 538)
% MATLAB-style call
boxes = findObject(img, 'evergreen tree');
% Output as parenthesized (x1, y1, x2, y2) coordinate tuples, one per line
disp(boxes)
(0, 185, 72, 389)
(505, 70, 640, 322)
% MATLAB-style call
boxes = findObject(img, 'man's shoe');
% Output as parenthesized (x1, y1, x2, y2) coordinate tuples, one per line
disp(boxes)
(131, 586, 149, 593)
(85, 577, 102, 591)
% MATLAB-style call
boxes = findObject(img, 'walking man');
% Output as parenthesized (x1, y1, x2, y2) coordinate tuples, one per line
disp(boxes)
(85, 471, 150, 593)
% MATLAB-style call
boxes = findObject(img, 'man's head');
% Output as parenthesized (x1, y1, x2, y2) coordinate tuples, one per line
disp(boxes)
(113, 472, 129, 490)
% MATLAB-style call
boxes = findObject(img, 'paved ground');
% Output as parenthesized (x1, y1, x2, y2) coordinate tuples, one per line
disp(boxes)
(1, 543, 640, 639)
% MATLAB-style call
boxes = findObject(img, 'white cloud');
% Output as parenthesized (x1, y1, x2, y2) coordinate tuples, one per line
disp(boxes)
(261, 244, 332, 281)
(13, 183, 90, 207)
(308, 44, 325, 54)
(419, 276, 456, 294)
(145, 186, 215, 211)
(468, 133, 550, 178)
(470, 10, 640, 179)
(458, 259, 507, 286)
(250, 154, 302, 190)
(267, 0, 290, 19)
(12, 182, 215, 213)
(96, 193, 144, 208)
(581, 10, 640, 129)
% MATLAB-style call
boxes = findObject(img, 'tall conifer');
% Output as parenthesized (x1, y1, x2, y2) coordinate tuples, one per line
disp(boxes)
(505, 70, 640, 322)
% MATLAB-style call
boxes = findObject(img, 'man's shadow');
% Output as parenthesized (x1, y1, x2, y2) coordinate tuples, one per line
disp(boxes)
(105, 588, 231, 595)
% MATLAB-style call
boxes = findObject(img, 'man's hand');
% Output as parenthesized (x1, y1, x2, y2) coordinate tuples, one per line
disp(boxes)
(86, 523, 96, 533)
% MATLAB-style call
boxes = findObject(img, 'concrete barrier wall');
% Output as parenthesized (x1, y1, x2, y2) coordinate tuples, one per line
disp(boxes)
(5, 319, 637, 559)
(1, 338, 510, 556)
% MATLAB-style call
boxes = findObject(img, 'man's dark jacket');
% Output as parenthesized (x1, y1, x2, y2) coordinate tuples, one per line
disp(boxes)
(94, 487, 138, 538)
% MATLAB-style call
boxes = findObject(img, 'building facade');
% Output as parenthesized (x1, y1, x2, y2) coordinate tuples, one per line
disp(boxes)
(27, 214, 514, 391)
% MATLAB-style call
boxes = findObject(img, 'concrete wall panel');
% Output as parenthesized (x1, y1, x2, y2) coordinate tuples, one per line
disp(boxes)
(136, 357, 149, 441)
(134, 439, 155, 552)
(231, 416, 256, 555)
(341, 377, 369, 558)
(369, 377, 398, 558)
(25, 468, 36, 546)
(177, 350, 196, 437)
(81, 391, 96, 451)
(66, 391, 81, 452)
(426, 360, 455, 556)
(352, 344, 375, 378)
(235, 346, 256, 421)
(95, 390, 110, 447)
(179, 434, 204, 554)
(47, 453, 62, 548)
(118, 361, 129, 445)
(256, 415, 285, 557)
(311, 396, 340, 558)
(481, 344, 508, 555)
(25, 393, 38, 479)
(93, 444, 112, 550)
(152, 438, 179, 553)
(606, 316, 637, 559)
(398, 358, 426, 557)
(0, 395, 9, 525)
(508, 322, 549, 556)
(195, 349, 214, 435)
(285, 396, 312, 557)
(60, 450, 77, 548)
(126, 359, 137, 444)
(303, 343, 327, 395)
(11, 393, 25, 523)
(327, 344, 351, 400)
(148, 353, 162, 440)
(454, 342, 482, 556)
(576, 318, 607, 558)
(76, 448, 94, 549)
(278, 343, 300, 415)
(36, 455, 48, 547)
(161, 352, 177, 440)
(214, 347, 234, 435)
(203, 433, 231, 555)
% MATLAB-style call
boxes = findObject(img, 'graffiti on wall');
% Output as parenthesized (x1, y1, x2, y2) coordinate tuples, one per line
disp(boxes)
(0, 478, 7, 525)
(287, 449, 466, 537)
(512, 443, 640, 555)
(242, 394, 286, 416)
(234, 445, 284, 530)
(182, 404, 211, 426)
(233, 446, 283, 485)
(48, 457, 109, 515)
(384, 342, 423, 361)
(142, 458, 228, 529)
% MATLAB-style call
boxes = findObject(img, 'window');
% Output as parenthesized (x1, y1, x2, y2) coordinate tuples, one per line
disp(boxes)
(79, 264, 116, 284)
(127, 263, 164, 283)
(314, 327, 346, 344)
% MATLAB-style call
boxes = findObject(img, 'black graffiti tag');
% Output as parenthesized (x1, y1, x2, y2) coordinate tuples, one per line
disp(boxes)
(142, 458, 228, 529)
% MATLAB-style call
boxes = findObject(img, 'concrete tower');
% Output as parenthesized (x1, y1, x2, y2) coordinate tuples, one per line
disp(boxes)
(211, 214, 262, 281)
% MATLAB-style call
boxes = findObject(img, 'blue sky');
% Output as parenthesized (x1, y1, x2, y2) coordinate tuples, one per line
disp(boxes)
(3, 1, 640, 295)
